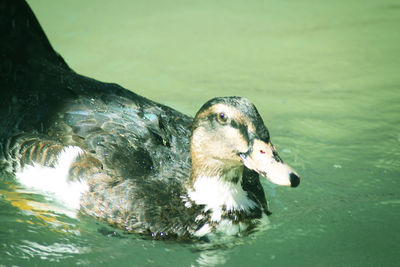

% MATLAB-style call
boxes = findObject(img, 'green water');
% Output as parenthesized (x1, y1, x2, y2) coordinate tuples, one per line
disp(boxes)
(1, 0, 400, 266)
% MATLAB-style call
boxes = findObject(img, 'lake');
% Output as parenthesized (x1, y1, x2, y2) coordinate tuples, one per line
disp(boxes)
(1, 0, 399, 266)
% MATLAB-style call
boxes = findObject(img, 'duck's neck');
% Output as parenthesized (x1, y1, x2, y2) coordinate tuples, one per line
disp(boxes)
(188, 163, 256, 222)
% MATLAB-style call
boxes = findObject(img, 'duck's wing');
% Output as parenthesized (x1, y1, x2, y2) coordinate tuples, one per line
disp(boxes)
(50, 94, 192, 182)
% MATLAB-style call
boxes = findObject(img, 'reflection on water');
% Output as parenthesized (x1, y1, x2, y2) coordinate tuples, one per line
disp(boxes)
(194, 250, 229, 267)
(2, 186, 79, 222)
(1, 0, 399, 266)
(19, 241, 87, 261)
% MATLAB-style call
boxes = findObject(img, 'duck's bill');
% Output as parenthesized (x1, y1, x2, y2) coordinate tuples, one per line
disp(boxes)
(240, 139, 300, 187)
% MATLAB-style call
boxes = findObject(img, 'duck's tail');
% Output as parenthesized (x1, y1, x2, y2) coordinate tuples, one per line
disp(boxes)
(0, 0, 69, 71)
(0, 0, 74, 139)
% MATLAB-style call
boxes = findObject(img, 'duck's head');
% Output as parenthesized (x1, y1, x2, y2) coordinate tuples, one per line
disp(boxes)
(190, 96, 300, 187)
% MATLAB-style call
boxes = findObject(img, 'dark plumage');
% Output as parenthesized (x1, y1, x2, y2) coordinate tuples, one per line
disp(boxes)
(0, 0, 300, 241)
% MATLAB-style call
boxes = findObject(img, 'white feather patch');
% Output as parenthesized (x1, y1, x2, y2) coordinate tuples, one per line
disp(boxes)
(194, 223, 212, 237)
(16, 146, 88, 211)
(188, 175, 256, 222)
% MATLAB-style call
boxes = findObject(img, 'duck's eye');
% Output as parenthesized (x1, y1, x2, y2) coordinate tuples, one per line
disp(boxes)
(217, 112, 228, 124)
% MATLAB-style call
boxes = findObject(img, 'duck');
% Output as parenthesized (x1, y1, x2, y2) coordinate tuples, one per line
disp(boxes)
(0, 0, 300, 241)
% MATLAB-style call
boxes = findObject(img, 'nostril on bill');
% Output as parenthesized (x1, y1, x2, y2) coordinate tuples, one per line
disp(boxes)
(289, 172, 300, 187)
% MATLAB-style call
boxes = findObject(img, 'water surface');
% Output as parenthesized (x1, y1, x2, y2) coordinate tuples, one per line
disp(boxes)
(1, 0, 399, 266)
